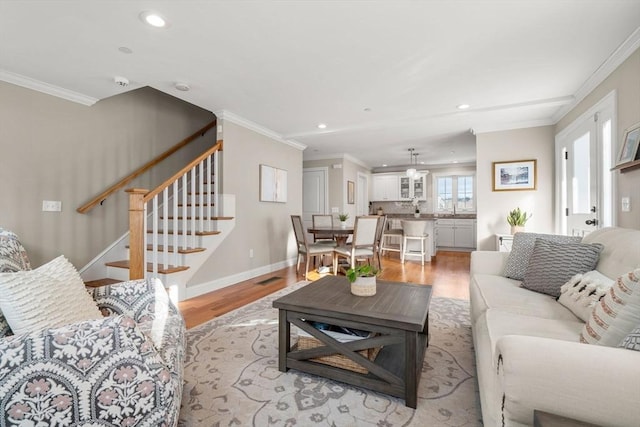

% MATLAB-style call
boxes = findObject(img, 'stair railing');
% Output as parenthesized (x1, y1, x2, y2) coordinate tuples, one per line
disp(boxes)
(127, 140, 223, 280)
(77, 119, 217, 214)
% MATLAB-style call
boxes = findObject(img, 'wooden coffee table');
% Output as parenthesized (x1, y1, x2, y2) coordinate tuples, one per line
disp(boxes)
(272, 275, 432, 408)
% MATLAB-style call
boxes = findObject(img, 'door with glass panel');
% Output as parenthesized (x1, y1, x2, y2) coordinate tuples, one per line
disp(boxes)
(557, 95, 614, 237)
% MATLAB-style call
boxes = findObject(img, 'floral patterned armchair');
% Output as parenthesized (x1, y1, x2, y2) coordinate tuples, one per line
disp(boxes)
(0, 228, 185, 426)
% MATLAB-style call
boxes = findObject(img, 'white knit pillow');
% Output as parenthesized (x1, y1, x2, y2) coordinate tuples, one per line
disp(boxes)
(558, 271, 613, 322)
(0, 255, 102, 335)
(580, 269, 640, 346)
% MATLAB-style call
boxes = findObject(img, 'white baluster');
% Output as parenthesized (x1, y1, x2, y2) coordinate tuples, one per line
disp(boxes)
(163, 187, 169, 270)
(152, 196, 159, 277)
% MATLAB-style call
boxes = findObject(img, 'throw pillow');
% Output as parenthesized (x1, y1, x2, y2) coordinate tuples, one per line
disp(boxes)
(581, 268, 640, 346)
(558, 271, 613, 321)
(619, 325, 640, 351)
(503, 232, 582, 280)
(0, 255, 102, 335)
(521, 239, 603, 297)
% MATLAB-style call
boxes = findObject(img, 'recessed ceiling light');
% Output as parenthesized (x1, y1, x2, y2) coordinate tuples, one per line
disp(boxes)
(317, 123, 327, 129)
(175, 82, 190, 91)
(382, 164, 387, 167)
(457, 104, 470, 110)
(139, 11, 168, 28)
(452, 160, 459, 164)
(364, 108, 372, 112)
(118, 46, 133, 54)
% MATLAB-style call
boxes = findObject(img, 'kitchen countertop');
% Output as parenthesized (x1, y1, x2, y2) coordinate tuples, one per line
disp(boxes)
(382, 213, 477, 220)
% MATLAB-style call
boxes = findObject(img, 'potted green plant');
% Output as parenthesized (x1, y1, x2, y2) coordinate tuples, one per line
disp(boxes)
(507, 207, 531, 234)
(346, 264, 378, 296)
(338, 213, 349, 227)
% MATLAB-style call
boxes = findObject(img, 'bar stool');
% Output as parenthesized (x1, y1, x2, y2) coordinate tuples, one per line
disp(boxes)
(380, 217, 403, 256)
(401, 220, 428, 265)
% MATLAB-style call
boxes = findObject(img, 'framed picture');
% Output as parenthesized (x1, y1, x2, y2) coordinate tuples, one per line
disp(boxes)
(617, 121, 640, 165)
(492, 159, 537, 191)
(347, 180, 355, 204)
(259, 164, 287, 202)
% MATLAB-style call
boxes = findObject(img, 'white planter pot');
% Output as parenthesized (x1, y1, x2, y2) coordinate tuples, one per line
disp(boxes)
(340, 221, 347, 228)
(351, 276, 376, 296)
(510, 225, 525, 234)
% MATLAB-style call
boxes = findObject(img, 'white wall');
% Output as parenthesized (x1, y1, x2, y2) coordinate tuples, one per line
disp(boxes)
(0, 82, 215, 268)
(186, 120, 303, 288)
(476, 126, 555, 250)
(556, 48, 640, 229)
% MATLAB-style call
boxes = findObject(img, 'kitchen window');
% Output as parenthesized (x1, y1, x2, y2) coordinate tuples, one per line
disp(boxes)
(434, 174, 475, 213)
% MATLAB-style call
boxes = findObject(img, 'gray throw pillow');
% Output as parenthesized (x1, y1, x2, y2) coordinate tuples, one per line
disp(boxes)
(619, 325, 640, 351)
(503, 232, 582, 280)
(521, 239, 604, 297)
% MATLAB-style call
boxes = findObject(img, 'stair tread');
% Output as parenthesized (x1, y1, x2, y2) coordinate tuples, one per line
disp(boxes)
(177, 203, 215, 207)
(160, 216, 226, 220)
(85, 278, 121, 288)
(106, 260, 189, 274)
(147, 229, 221, 236)
(126, 245, 206, 254)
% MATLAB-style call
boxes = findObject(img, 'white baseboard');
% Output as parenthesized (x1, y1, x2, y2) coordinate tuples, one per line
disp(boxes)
(184, 257, 297, 300)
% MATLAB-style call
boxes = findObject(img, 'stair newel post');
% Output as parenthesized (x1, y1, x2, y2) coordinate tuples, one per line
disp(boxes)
(172, 181, 179, 268)
(126, 188, 149, 280)
(214, 146, 220, 218)
(199, 159, 205, 232)
(181, 175, 188, 251)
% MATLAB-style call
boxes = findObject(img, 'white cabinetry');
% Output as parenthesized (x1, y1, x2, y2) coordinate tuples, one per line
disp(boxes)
(372, 174, 400, 201)
(399, 175, 427, 200)
(495, 234, 514, 252)
(436, 219, 476, 249)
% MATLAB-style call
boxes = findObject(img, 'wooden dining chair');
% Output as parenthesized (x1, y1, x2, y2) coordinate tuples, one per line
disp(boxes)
(312, 214, 337, 246)
(332, 216, 380, 274)
(291, 215, 335, 280)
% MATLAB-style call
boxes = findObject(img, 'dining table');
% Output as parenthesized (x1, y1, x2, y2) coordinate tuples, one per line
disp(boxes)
(307, 225, 354, 246)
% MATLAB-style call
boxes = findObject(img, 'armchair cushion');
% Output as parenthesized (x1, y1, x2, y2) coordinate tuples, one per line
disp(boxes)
(0, 255, 102, 335)
(0, 229, 30, 273)
(0, 315, 177, 426)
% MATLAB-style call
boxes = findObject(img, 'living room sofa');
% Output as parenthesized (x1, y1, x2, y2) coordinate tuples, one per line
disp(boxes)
(470, 227, 640, 426)
(0, 229, 185, 426)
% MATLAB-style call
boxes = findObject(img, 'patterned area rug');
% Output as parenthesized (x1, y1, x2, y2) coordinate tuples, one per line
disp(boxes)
(178, 282, 482, 426)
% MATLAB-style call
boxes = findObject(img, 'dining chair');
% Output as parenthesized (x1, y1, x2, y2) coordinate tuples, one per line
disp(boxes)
(401, 220, 429, 265)
(332, 216, 380, 274)
(291, 215, 335, 280)
(372, 215, 386, 269)
(380, 216, 403, 256)
(312, 214, 337, 246)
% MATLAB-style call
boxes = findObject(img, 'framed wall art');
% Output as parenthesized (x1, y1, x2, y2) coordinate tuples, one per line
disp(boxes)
(347, 180, 355, 204)
(260, 164, 287, 202)
(617, 121, 640, 165)
(492, 159, 537, 191)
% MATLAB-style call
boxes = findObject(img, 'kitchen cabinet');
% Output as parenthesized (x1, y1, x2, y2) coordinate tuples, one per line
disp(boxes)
(399, 175, 427, 200)
(372, 174, 400, 201)
(436, 219, 476, 249)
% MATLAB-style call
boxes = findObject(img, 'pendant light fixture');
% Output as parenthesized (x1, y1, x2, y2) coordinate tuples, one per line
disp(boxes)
(406, 148, 417, 178)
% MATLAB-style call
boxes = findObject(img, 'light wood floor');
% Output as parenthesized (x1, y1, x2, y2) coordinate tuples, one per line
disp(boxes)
(179, 251, 471, 329)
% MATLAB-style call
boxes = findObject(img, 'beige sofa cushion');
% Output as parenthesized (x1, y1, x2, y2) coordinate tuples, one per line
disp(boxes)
(470, 273, 580, 324)
(582, 227, 640, 279)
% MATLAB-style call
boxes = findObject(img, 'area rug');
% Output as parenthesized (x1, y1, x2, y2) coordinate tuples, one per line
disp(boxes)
(178, 281, 482, 426)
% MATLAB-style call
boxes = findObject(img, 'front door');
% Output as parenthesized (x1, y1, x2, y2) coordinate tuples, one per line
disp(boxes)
(556, 92, 614, 236)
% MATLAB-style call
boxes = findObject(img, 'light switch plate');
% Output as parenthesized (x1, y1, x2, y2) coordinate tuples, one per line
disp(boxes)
(331, 207, 339, 213)
(621, 197, 631, 212)
(42, 200, 62, 212)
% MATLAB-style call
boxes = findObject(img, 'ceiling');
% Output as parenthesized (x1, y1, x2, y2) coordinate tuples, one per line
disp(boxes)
(2, 1, 640, 169)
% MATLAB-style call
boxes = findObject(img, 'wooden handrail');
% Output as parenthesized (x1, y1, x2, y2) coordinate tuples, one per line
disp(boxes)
(144, 140, 223, 202)
(77, 119, 217, 213)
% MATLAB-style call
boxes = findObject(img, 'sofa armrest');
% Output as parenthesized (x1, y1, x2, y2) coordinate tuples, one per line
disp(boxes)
(470, 251, 509, 276)
(496, 335, 640, 426)
(0, 315, 178, 426)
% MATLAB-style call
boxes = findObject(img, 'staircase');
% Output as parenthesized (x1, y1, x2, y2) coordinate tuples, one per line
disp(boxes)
(80, 125, 236, 302)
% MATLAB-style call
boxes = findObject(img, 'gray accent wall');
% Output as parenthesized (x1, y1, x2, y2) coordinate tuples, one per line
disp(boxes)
(186, 120, 303, 288)
(0, 82, 215, 268)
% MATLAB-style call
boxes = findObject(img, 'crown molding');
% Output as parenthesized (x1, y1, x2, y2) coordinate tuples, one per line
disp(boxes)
(302, 152, 370, 168)
(472, 118, 556, 135)
(552, 26, 640, 123)
(0, 69, 98, 106)
(215, 110, 306, 151)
